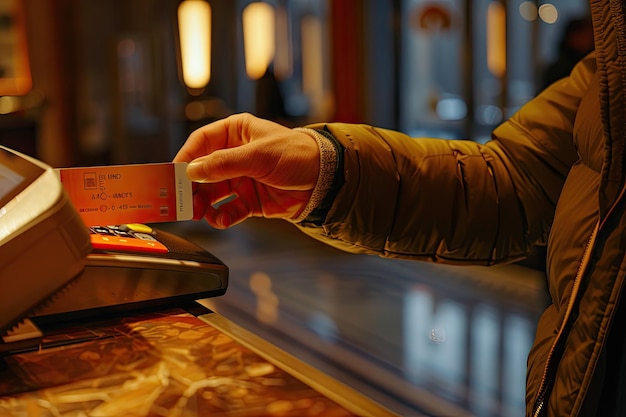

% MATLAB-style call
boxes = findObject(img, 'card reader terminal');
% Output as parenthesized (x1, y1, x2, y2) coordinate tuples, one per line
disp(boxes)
(0, 146, 92, 333)
(0, 147, 228, 352)
(29, 224, 228, 328)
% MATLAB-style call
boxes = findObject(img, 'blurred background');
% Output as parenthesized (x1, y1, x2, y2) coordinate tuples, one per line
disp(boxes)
(1, 0, 590, 166)
(0, 1, 591, 416)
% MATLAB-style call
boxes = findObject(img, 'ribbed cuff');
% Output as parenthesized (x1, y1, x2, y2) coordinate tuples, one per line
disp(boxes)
(288, 127, 338, 223)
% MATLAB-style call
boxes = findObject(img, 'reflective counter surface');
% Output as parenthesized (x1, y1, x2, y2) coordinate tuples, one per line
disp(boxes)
(164, 219, 549, 417)
(1, 307, 394, 417)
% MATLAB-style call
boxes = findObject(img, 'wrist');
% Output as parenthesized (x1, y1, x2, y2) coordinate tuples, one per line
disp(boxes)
(288, 127, 338, 223)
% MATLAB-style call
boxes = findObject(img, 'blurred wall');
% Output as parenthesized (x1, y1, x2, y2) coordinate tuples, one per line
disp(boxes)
(15, 0, 590, 167)
(23, 0, 194, 166)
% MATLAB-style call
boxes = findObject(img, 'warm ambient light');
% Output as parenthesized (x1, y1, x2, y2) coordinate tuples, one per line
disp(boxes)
(300, 15, 322, 99)
(0, 0, 32, 96)
(538, 3, 558, 24)
(274, 5, 292, 80)
(486, 1, 506, 78)
(243, 2, 275, 80)
(178, 0, 211, 90)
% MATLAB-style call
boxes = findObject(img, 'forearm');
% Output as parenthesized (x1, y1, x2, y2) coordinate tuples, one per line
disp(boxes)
(295, 124, 530, 265)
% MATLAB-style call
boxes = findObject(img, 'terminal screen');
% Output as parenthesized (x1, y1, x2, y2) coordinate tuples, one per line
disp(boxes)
(0, 148, 45, 209)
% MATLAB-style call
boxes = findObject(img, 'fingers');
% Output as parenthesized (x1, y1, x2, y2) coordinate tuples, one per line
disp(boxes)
(191, 181, 236, 212)
(191, 178, 260, 229)
(203, 198, 254, 229)
(174, 120, 229, 163)
(176, 113, 319, 188)
(175, 113, 275, 184)
(174, 113, 321, 229)
(186, 143, 272, 183)
(174, 113, 261, 164)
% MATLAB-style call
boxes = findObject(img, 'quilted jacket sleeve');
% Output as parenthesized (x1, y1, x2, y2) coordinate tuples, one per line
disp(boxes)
(295, 54, 595, 265)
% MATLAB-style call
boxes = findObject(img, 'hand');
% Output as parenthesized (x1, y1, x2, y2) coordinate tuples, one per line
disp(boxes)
(173, 113, 320, 229)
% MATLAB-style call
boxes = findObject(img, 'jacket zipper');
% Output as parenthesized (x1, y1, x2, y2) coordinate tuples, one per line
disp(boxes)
(532, 221, 599, 417)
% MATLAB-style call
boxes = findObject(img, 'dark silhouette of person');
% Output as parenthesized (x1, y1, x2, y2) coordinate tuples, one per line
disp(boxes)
(542, 16, 594, 89)
(255, 67, 288, 122)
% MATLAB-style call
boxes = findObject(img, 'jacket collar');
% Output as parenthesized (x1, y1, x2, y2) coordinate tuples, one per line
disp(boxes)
(591, 0, 626, 216)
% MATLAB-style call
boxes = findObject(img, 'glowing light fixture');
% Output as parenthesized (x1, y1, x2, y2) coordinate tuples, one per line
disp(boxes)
(178, 0, 211, 90)
(243, 2, 275, 80)
(301, 15, 322, 98)
(0, 0, 32, 96)
(486, 1, 506, 78)
(518, 1, 538, 21)
(538, 3, 558, 24)
(274, 6, 292, 80)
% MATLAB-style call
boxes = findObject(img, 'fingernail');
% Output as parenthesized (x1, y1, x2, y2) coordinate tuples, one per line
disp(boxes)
(218, 213, 231, 228)
(187, 160, 206, 182)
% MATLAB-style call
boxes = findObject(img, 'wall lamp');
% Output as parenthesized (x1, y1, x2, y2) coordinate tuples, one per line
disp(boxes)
(243, 2, 275, 80)
(177, 0, 211, 93)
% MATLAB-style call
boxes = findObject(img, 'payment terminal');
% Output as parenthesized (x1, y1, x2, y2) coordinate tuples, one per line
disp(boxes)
(0, 146, 91, 332)
(0, 146, 228, 348)
(31, 223, 228, 328)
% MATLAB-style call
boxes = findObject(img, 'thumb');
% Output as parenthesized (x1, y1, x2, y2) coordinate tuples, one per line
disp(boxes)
(186, 146, 262, 183)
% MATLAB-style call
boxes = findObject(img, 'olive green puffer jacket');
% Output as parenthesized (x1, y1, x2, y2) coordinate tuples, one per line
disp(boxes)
(297, 1, 626, 415)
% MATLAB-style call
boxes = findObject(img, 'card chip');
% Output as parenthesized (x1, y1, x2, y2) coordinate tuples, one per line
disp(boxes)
(83, 173, 97, 190)
(160, 205, 169, 216)
(159, 188, 168, 198)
